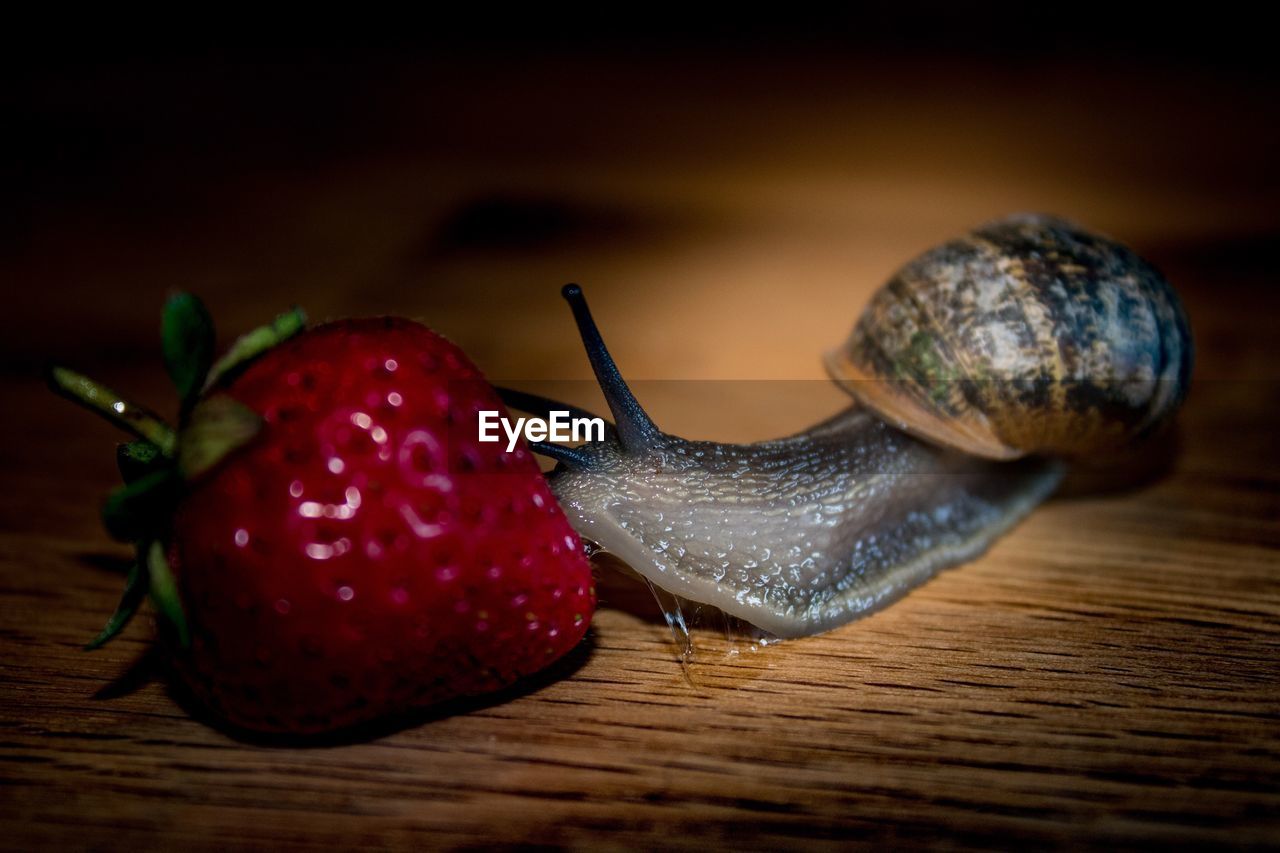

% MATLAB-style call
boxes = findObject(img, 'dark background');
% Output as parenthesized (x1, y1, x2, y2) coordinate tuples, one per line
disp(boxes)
(5, 13, 1279, 387)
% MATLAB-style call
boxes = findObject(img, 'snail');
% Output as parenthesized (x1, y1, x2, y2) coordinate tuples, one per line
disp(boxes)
(501, 214, 1192, 639)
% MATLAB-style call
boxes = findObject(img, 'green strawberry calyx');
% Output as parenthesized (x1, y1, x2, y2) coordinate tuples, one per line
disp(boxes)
(48, 294, 306, 651)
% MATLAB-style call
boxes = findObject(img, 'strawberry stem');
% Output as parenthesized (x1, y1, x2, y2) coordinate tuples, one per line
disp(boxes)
(176, 395, 263, 480)
(146, 540, 189, 649)
(203, 306, 306, 392)
(84, 557, 146, 651)
(48, 366, 177, 455)
(102, 469, 180, 542)
(161, 292, 216, 420)
(52, 294, 300, 654)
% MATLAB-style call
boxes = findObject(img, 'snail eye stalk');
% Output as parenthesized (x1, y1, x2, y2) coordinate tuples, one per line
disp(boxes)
(493, 386, 612, 470)
(494, 386, 614, 438)
(524, 441, 595, 468)
(560, 283, 661, 452)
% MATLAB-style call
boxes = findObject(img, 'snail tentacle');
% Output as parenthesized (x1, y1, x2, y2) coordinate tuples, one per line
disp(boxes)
(560, 283, 663, 453)
(495, 386, 616, 439)
(524, 440, 597, 469)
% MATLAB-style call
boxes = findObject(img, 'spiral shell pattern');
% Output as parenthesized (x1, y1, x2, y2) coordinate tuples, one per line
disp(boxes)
(826, 214, 1193, 459)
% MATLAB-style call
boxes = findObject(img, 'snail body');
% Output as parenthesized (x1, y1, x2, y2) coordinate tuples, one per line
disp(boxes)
(511, 215, 1191, 639)
(550, 408, 1062, 638)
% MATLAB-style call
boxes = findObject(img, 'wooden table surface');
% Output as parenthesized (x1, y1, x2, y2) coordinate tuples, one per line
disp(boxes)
(3, 48, 1279, 849)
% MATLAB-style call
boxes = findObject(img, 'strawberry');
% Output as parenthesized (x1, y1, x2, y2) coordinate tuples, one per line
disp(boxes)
(51, 295, 595, 734)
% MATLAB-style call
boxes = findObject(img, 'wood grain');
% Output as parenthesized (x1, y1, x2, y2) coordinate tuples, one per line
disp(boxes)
(3, 49, 1279, 850)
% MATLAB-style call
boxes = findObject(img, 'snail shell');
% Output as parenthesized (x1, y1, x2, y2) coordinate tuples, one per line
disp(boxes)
(825, 214, 1193, 459)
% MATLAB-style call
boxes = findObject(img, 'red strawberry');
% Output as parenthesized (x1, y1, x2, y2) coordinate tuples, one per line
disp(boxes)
(51, 296, 595, 735)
